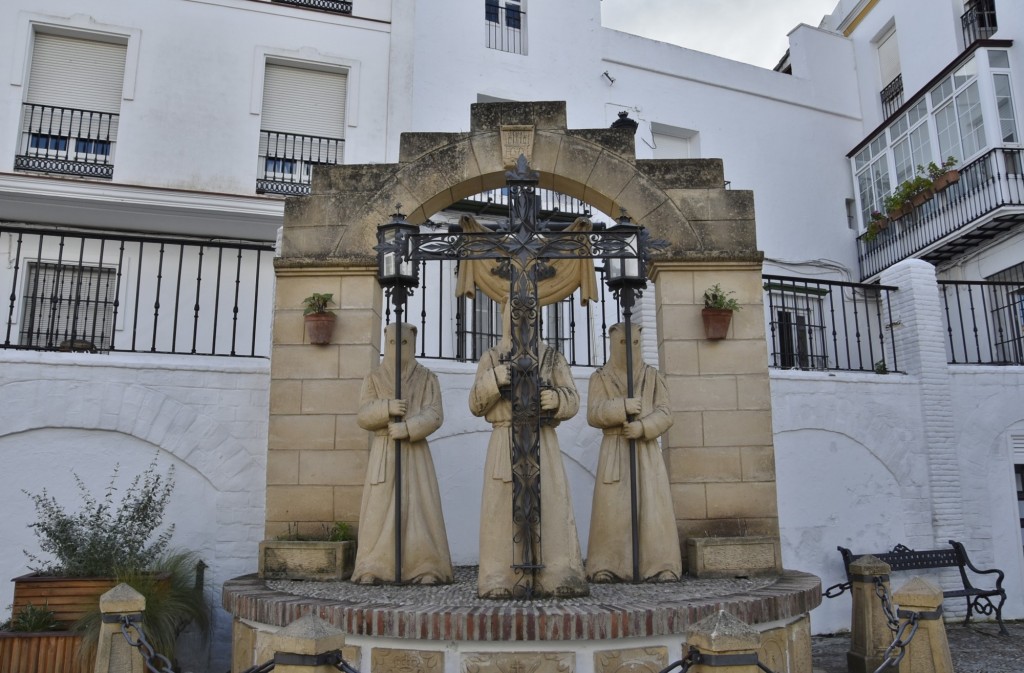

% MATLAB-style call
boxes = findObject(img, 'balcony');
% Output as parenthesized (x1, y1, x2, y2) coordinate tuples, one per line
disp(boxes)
(256, 130, 344, 196)
(269, 0, 352, 14)
(880, 74, 904, 119)
(14, 104, 117, 179)
(858, 147, 1024, 280)
(962, 0, 998, 47)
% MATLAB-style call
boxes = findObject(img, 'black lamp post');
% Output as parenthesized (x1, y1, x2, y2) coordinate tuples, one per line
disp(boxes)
(604, 211, 647, 583)
(375, 208, 419, 584)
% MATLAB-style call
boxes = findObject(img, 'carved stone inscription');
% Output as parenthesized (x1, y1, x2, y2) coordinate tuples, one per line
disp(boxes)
(500, 125, 535, 168)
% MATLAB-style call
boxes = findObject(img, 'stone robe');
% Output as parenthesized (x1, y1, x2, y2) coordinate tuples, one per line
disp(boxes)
(469, 345, 589, 598)
(585, 362, 681, 582)
(352, 360, 453, 584)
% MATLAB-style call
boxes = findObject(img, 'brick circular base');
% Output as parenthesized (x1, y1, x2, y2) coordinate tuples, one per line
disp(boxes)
(222, 568, 821, 641)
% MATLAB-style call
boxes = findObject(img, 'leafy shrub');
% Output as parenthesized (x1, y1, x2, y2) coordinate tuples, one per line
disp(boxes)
(24, 459, 175, 577)
(1, 602, 60, 632)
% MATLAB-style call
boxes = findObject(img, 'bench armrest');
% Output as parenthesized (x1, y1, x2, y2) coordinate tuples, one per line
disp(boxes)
(948, 540, 1005, 590)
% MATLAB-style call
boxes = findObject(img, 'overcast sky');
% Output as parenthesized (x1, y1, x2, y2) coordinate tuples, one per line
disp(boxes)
(600, 0, 840, 70)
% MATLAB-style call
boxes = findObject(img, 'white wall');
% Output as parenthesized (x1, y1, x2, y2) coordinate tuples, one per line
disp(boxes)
(0, 351, 269, 672)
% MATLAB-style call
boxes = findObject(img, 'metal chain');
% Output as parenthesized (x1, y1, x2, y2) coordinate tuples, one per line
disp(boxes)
(657, 647, 700, 673)
(872, 612, 920, 673)
(823, 581, 851, 598)
(873, 576, 900, 632)
(241, 660, 276, 673)
(331, 650, 361, 673)
(120, 616, 175, 673)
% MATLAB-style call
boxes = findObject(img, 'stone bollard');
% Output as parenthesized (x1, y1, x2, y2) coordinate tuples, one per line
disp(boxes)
(686, 610, 762, 672)
(891, 577, 953, 673)
(94, 583, 146, 673)
(847, 555, 893, 673)
(267, 614, 348, 673)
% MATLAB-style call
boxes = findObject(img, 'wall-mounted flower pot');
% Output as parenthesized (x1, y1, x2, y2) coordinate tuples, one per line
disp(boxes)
(701, 308, 733, 340)
(304, 312, 336, 345)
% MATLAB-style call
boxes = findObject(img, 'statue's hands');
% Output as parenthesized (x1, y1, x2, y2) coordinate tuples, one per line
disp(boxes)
(388, 399, 407, 417)
(622, 421, 644, 439)
(494, 364, 511, 387)
(540, 389, 559, 411)
(624, 397, 642, 416)
(388, 421, 410, 440)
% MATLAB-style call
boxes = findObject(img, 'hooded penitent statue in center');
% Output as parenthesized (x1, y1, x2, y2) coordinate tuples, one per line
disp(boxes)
(352, 322, 453, 585)
(585, 322, 681, 583)
(469, 302, 589, 598)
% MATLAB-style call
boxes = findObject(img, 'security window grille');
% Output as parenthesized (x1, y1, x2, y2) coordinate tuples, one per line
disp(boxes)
(766, 285, 828, 370)
(20, 261, 117, 351)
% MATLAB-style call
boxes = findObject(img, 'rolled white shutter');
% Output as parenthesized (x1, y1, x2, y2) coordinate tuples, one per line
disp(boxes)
(27, 33, 126, 113)
(261, 64, 347, 139)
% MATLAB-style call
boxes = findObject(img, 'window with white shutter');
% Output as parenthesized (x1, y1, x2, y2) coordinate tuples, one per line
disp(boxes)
(257, 63, 347, 196)
(15, 32, 126, 179)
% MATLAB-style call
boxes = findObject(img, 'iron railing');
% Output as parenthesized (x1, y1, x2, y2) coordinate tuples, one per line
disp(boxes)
(458, 188, 591, 220)
(385, 258, 619, 367)
(256, 130, 344, 196)
(270, 0, 352, 14)
(763, 274, 899, 373)
(858, 147, 1024, 280)
(485, 3, 526, 55)
(880, 74, 904, 119)
(14, 103, 118, 179)
(962, 0, 998, 46)
(1, 225, 274, 357)
(939, 279, 1024, 365)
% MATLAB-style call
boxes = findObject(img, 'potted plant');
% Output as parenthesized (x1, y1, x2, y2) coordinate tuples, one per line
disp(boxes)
(864, 211, 888, 241)
(923, 156, 960, 192)
(701, 283, 741, 340)
(259, 521, 356, 581)
(1, 603, 83, 673)
(882, 188, 911, 221)
(11, 459, 209, 671)
(303, 292, 336, 345)
(907, 173, 935, 207)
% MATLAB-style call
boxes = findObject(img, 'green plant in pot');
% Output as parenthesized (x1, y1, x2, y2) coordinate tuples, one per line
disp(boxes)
(259, 521, 357, 581)
(303, 292, 337, 345)
(15, 459, 209, 669)
(701, 283, 741, 340)
(922, 156, 959, 191)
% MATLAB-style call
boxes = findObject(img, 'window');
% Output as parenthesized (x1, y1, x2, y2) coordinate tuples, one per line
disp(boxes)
(985, 261, 1024, 365)
(854, 135, 891, 225)
(889, 100, 932, 184)
(486, 0, 526, 55)
(649, 123, 699, 159)
(766, 285, 828, 370)
(993, 71, 1018, 143)
(20, 261, 117, 351)
(877, 29, 903, 116)
(16, 32, 125, 178)
(257, 62, 346, 195)
(931, 57, 987, 162)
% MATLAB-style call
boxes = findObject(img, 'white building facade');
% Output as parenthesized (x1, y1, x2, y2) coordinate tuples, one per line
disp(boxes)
(1, 0, 1022, 667)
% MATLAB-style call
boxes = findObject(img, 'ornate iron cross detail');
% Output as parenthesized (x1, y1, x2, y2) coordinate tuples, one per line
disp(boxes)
(411, 155, 660, 584)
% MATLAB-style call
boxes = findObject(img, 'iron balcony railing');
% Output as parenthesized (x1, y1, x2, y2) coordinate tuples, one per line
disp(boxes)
(962, 0, 998, 47)
(858, 147, 1024, 280)
(880, 74, 905, 119)
(763, 274, 899, 373)
(458, 188, 592, 221)
(939, 279, 1024, 365)
(270, 0, 352, 14)
(256, 130, 344, 196)
(1, 225, 274, 357)
(14, 103, 118, 179)
(486, 3, 526, 55)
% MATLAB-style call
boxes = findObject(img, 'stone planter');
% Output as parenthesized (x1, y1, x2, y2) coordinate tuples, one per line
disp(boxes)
(11, 573, 119, 628)
(304, 312, 336, 345)
(258, 540, 355, 581)
(701, 308, 734, 340)
(0, 630, 83, 672)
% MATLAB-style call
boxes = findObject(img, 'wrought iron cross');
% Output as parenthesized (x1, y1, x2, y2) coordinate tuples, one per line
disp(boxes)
(411, 155, 658, 587)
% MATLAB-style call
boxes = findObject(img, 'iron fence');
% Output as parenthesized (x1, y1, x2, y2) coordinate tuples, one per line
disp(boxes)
(880, 74, 904, 120)
(460, 188, 591, 220)
(485, 2, 526, 55)
(858, 147, 1024, 280)
(14, 103, 118, 179)
(1, 224, 274, 357)
(257, 130, 344, 196)
(763, 274, 899, 373)
(939, 279, 1024, 365)
(962, 0, 998, 46)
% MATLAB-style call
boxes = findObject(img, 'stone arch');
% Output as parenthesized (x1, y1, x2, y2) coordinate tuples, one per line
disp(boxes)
(281, 101, 758, 266)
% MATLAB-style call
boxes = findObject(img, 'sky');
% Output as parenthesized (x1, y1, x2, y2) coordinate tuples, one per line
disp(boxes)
(600, 0, 840, 70)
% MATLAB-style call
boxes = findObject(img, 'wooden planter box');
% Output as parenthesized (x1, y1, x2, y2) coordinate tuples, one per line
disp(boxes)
(11, 574, 118, 628)
(258, 540, 355, 581)
(0, 630, 84, 673)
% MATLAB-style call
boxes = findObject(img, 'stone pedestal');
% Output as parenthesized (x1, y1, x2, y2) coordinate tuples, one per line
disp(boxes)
(893, 578, 953, 673)
(847, 556, 892, 673)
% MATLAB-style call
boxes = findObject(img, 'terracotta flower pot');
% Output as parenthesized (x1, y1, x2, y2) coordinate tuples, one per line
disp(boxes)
(304, 312, 336, 345)
(910, 187, 935, 208)
(701, 308, 733, 340)
(933, 169, 960, 192)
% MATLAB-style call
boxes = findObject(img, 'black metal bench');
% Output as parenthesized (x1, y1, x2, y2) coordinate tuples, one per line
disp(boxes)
(836, 540, 1007, 635)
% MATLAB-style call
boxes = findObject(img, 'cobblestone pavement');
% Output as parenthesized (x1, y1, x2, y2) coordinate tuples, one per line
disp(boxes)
(811, 621, 1024, 673)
